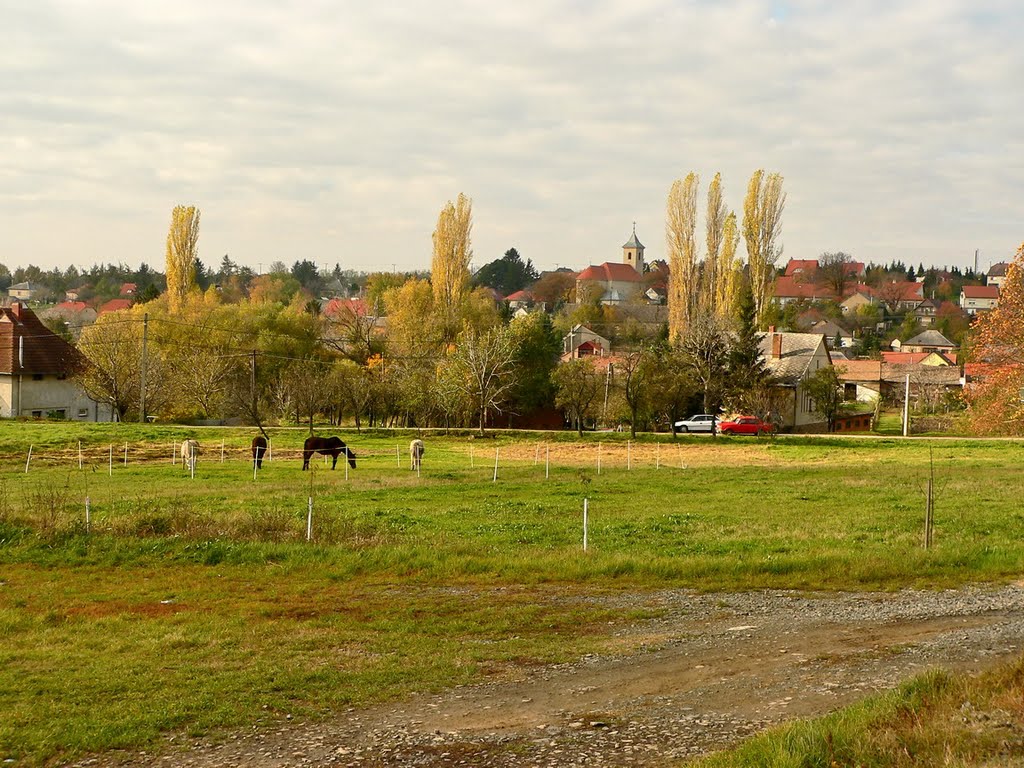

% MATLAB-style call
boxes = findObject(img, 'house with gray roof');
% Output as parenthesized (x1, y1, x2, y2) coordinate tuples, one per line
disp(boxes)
(757, 331, 833, 431)
(901, 330, 956, 354)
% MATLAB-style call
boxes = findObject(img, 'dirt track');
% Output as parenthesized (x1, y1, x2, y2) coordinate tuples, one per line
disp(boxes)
(73, 584, 1024, 767)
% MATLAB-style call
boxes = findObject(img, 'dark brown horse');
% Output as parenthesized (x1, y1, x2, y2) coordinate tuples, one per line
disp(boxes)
(251, 436, 268, 468)
(302, 436, 356, 470)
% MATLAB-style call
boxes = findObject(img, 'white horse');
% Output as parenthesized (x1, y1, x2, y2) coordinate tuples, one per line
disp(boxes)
(180, 439, 200, 472)
(409, 439, 424, 471)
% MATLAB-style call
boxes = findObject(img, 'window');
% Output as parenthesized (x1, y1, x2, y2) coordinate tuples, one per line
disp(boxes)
(31, 410, 42, 418)
(77, 408, 89, 419)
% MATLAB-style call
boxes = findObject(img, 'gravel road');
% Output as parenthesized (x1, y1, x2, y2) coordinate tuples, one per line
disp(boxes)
(71, 583, 1024, 767)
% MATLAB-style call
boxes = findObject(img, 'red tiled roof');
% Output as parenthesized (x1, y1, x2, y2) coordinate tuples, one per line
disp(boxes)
(505, 290, 533, 302)
(98, 299, 133, 315)
(881, 352, 930, 364)
(576, 263, 643, 283)
(773, 275, 838, 300)
(55, 301, 89, 312)
(119, 282, 137, 296)
(323, 298, 369, 317)
(962, 285, 1000, 299)
(784, 259, 818, 276)
(0, 304, 83, 375)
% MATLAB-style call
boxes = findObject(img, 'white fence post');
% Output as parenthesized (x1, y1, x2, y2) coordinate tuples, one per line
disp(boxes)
(306, 497, 313, 542)
(545, 445, 550, 480)
(78, 441, 82, 470)
(24, 445, 32, 474)
(108, 445, 112, 476)
(493, 448, 499, 483)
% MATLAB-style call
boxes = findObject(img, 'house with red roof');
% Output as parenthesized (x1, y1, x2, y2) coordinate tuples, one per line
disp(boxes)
(119, 282, 137, 297)
(0, 302, 112, 420)
(98, 298, 134, 316)
(960, 285, 999, 315)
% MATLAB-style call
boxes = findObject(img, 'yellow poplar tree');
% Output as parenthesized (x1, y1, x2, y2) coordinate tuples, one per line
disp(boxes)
(666, 173, 700, 344)
(742, 170, 786, 328)
(165, 205, 201, 314)
(702, 173, 727, 315)
(431, 193, 473, 342)
(717, 212, 743, 320)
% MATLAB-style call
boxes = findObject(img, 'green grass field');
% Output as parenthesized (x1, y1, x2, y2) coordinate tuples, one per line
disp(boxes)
(1, 422, 1023, 764)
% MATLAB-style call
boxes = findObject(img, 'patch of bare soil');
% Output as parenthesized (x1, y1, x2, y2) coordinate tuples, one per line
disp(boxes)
(73, 585, 1024, 768)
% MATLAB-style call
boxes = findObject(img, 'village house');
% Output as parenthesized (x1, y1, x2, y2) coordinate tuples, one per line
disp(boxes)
(8, 282, 41, 302)
(562, 325, 610, 360)
(960, 285, 999, 315)
(987, 262, 1009, 289)
(757, 330, 833, 431)
(0, 302, 112, 420)
(900, 330, 957, 356)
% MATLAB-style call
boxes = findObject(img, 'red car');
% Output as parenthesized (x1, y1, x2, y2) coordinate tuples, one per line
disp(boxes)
(717, 415, 774, 436)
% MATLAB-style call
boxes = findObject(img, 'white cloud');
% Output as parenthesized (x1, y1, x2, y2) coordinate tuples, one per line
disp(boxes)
(1, 0, 1022, 273)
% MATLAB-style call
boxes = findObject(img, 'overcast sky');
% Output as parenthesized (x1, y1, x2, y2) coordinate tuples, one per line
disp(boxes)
(3, 0, 1022, 277)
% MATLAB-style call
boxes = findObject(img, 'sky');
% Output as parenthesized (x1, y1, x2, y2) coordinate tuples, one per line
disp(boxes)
(3, 0, 1023, 277)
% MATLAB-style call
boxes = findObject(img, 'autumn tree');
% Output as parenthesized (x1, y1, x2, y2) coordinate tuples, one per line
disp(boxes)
(165, 205, 201, 314)
(680, 313, 729, 415)
(702, 173, 728, 316)
(716, 213, 743, 320)
(801, 365, 846, 432)
(554, 358, 600, 436)
(666, 173, 700, 343)
(742, 170, 786, 328)
(965, 243, 1024, 434)
(431, 193, 473, 342)
(616, 348, 654, 438)
(818, 251, 854, 296)
(441, 325, 520, 435)
(647, 345, 697, 437)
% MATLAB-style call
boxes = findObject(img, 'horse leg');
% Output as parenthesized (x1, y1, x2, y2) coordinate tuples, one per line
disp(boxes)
(302, 450, 311, 470)
(331, 450, 339, 470)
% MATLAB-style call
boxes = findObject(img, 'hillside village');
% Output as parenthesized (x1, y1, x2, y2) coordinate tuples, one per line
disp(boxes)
(0, 215, 1016, 436)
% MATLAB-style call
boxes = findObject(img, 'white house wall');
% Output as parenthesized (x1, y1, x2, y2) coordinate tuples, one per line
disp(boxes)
(0, 374, 113, 421)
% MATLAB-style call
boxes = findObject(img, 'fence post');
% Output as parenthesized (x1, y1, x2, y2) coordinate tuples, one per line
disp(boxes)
(545, 445, 550, 480)
(85, 496, 90, 533)
(221, 440, 225, 463)
(172, 441, 177, 465)
(24, 445, 32, 474)
(493, 448, 499, 483)
(268, 439, 272, 463)
(583, 498, 589, 552)
(470, 445, 474, 468)
(78, 441, 82, 470)
(656, 443, 660, 470)
(627, 440, 631, 470)
(597, 443, 601, 475)
(396, 445, 401, 468)
(123, 442, 128, 467)
(306, 497, 313, 542)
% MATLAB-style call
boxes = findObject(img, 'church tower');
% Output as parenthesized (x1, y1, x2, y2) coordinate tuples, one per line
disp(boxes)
(622, 223, 645, 274)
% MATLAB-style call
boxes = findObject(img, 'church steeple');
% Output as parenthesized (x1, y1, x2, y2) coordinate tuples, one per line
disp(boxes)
(622, 222, 645, 273)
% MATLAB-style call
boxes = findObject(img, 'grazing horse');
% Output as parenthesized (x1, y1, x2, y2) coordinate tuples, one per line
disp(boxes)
(302, 436, 356, 470)
(409, 439, 424, 471)
(180, 439, 200, 471)
(251, 436, 268, 469)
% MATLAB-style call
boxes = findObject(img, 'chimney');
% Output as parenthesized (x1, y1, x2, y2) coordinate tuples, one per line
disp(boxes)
(767, 325, 776, 334)
(10, 301, 21, 319)
(771, 332, 783, 360)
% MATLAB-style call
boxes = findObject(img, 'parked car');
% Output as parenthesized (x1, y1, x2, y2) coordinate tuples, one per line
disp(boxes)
(673, 414, 717, 433)
(717, 415, 774, 436)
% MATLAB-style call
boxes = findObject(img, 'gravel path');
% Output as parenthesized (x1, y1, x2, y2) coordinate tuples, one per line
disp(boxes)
(72, 584, 1024, 767)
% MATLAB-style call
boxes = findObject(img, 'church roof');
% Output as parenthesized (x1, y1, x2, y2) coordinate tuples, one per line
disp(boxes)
(622, 225, 644, 250)
(576, 263, 644, 283)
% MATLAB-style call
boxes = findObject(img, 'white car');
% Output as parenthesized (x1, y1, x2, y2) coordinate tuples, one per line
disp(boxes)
(673, 414, 717, 433)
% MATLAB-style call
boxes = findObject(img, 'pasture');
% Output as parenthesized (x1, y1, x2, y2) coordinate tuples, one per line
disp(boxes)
(1, 422, 1023, 764)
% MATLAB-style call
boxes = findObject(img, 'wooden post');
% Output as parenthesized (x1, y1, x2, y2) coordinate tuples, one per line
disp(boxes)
(396, 445, 401, 467)
(24, 445, 32, 474)
(493, 448, 499, 483)
(583, 498, 589, 552)
(123, 442, 128, 467)
(627, 440, 631, 470)
(221, 440, 225, 463)
(470, 445, 474, 468)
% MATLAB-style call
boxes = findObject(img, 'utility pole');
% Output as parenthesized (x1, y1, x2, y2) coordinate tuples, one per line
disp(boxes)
(251, 349, 258, 421)
(139, 313, 148, 423)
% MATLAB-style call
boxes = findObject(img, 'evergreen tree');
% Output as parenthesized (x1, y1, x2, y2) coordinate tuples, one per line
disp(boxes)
(726, 285, 771, 409)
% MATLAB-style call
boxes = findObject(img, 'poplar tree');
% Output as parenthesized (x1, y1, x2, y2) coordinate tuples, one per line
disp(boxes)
(702, 172, 727, 315)
(666, 173, 700, 343)
(431, 193, 473, 342)
(742, 170, 786, 328)
(165, 205, 201, 314)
